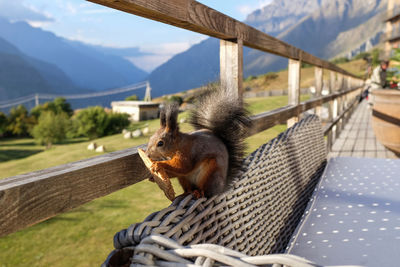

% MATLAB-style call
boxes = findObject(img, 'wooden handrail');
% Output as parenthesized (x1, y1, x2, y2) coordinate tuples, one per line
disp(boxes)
(0, 87, 363, 238)
(87, 0, 361, 80)
(323, 97, 359, 136)
(0, 0, 365, 238)
(0, 145, 149, 237)
(250, 86, 362, 135)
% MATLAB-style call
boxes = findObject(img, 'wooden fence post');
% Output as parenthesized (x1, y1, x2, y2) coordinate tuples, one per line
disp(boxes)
(336, 73, 344, 137)
(345, 76, 352, 124)
(220, 39, 243, 102)
(287, 59, 301, 127)
(327, 71, 336, 151)
(314, 67, 323, 118)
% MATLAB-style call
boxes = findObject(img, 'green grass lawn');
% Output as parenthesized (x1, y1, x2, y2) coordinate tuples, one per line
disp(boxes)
(0, 95, 309, 266)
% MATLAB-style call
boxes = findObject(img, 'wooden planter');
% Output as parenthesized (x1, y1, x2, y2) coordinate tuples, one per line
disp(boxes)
(371, 89, 400, 154)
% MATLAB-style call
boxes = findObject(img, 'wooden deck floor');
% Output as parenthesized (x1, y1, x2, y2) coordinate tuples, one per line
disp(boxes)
(329, 100, 398, 159)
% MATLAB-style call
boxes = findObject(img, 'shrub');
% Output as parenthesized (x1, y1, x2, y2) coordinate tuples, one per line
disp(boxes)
(166, 95, 183, 106)
(391, 48, 400, 63)
(105, 112, 130, 136)
(263, 72, 278, 82)
(75, 106, 109, 140)
(7, 105, 35, 137)
(330, 57, 349, 64)
(125, 94, 139, 101)
(31, 111, 70, 148)
(353, 51, 370, 60)
(0, 112, 7, 137)
(74, 107, 130, 139)
(372, 49, 381, 66)
(245, 75, 257, 82)
(66, 118, 80, 139)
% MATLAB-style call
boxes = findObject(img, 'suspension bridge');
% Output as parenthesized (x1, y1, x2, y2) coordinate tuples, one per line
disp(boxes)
(0, 81, 150, 109)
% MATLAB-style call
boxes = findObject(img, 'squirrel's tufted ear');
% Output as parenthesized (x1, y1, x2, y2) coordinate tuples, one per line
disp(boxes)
(165, 103, 179, 132)
(160, 106, 167, 128)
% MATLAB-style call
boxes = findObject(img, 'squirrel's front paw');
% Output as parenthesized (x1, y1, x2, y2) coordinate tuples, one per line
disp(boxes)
(150, 162, 162, 173)
(192, 189, 204, 199)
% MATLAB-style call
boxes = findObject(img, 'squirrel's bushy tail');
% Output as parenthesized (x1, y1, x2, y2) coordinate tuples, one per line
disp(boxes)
(190, 85, 252, 180)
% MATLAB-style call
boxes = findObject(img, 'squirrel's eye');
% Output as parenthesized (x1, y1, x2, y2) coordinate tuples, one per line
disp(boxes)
(157, 140, 164, 147)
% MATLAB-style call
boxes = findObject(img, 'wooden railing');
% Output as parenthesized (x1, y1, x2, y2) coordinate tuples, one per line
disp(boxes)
(0, 0, 364, 237)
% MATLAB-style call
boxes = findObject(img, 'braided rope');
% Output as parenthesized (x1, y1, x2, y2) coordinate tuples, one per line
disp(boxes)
(104, 115, 327, 267)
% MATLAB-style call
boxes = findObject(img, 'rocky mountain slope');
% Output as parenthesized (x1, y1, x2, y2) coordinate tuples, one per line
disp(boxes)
(148, 0, 386, 97)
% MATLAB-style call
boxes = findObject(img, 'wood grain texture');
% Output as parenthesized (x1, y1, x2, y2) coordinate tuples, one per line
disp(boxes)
(314, 67, 323, 97)
(287, 59, 301, 127)
(86, 0, 363, 79)
(138, 148, 175, 201)
(314, 67, 323, 118)
(323, 98, 359, 135)
(0, 145, 150, 238)
(220, 39, 243, 101)
(249, 86, 362, 136)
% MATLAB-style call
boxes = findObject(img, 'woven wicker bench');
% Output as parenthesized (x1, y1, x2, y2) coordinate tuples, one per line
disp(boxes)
(103, 115, 329, 267)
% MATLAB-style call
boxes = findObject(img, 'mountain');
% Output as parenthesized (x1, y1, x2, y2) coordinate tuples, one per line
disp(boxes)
(246, 0, 326, 37)
(148, 0, 386, 97)
(0, 17, 148, 91)
(0, 36, 85, 102)
(244, 0, 386, 76)
(148, 38, 220, 97)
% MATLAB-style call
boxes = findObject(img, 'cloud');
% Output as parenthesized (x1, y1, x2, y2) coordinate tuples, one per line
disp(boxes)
(0, 0, 53, 23)
(237, 0, 272, 16)
(141, 35, 207, 56)
(141, 42, 192, 56)
(128, 55, 172, 72)
(65, 2, 77, 15)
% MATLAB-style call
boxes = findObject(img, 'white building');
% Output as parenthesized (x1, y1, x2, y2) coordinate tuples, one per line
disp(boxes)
(111, 101, 160, 121)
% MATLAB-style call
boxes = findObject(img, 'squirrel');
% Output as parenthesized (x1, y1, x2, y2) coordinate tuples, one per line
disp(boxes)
(145, 86, 251, 198)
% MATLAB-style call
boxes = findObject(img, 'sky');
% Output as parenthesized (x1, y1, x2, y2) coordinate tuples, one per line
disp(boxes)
(0, 0, 272, 71)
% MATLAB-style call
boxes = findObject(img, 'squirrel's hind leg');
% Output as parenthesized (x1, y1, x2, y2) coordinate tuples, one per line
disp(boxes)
(177, 176, 193, 194)
(203, 172, 226, 197)
(176, 177, 204, 199)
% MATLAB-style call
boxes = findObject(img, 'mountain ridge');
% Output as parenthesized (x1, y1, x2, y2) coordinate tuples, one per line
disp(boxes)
(0, 17, 148, 92)
(0, 36, 88, 103)
(147, 0, 386, 97)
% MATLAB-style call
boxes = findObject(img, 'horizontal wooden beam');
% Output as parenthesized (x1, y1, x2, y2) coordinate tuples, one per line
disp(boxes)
(323, 97, 359, 136)
(87, 0, 361, 79)
(0, 145, 150, 238)
(0, 87, 363, 238)
(249, 86, 362, 136)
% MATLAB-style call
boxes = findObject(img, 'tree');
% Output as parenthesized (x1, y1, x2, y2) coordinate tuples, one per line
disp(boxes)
(74, 107, 131, 139)
(167, 95, 183, 106)
(31, 97, 73, 120)
(31, 111, 69, 148)
(125, 94, 139, 101)
(0, 112, 7, 137)
(105, 112, 130, 136)
(7, 105, 34, 136)
(75, 106, 109, 139)
(53, 97, 73, 117)
(371, 48, 380, 67)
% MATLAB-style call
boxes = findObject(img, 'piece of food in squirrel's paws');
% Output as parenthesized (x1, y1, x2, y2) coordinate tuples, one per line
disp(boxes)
(138, 148, 175, 201)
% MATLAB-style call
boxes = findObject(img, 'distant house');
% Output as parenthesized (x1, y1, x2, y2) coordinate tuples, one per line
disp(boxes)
(111, 101, 160, 121)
